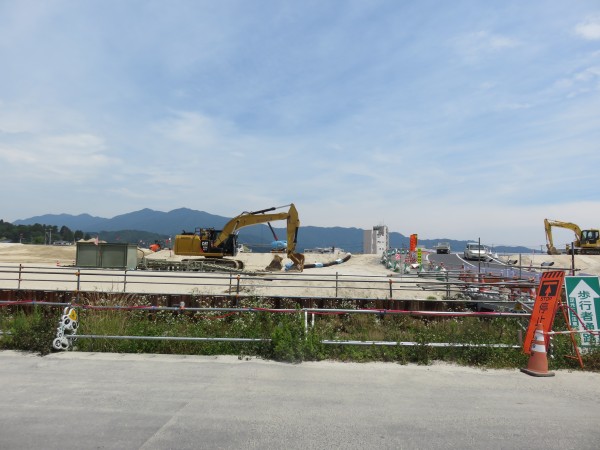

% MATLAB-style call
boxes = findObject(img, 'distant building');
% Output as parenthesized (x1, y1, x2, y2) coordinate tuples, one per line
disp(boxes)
(363, 225, 389, 255)
(304, 247, 342, 254)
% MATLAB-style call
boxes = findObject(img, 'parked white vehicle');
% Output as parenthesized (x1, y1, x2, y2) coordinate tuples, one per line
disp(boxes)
(463, 243, 490, 260)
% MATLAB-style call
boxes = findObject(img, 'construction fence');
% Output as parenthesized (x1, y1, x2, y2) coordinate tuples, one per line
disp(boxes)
(0, 260, 542, 354)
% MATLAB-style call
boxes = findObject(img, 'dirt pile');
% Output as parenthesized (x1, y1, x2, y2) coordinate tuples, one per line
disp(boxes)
(0, 243, 76, 265)
(505, 253, 600, 276)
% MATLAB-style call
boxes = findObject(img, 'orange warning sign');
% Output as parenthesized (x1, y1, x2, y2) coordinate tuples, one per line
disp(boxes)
(409, 234, 418, 252)
(523, 271, 564, 354)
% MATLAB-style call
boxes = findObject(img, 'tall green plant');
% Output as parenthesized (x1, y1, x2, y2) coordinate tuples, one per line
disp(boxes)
(2, 308, 57, 355)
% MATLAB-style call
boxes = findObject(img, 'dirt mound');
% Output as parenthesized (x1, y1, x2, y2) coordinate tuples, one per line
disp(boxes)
(0, 243, 76, 264)
(506, 253, 600, 276)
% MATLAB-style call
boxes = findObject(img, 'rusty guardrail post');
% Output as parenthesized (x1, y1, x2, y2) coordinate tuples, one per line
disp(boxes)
(75, 270, 81, 303)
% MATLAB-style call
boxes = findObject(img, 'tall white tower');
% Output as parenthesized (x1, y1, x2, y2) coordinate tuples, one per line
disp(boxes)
(363, 225, 389, 255)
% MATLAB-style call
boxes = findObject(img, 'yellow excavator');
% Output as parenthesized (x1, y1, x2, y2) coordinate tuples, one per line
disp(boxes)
(544, 219, 600, 255)
(174, 204, 305, 271)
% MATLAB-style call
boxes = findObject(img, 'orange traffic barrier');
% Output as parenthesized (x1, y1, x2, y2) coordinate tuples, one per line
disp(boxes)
(521, 322, 555, 377)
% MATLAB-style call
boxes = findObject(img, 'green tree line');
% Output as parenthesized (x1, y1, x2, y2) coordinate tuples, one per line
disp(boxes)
(0, 220, 87, 244)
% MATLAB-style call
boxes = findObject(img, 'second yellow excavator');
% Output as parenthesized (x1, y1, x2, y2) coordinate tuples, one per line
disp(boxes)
(174, 204, 305, 271)
(544, 219, 600, 255)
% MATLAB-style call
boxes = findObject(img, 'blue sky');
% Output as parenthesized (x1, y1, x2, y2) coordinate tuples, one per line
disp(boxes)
(1, 1, 599, 248)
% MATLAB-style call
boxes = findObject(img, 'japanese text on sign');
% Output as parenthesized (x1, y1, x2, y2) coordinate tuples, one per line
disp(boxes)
(523, 271, 564, 354)
(565, 276, 600, 347)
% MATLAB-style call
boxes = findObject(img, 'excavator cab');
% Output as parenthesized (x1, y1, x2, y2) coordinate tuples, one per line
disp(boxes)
(581, 229, 599, 245)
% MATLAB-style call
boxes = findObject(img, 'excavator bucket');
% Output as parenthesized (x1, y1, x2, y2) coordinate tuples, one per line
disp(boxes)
(265, 253, 305, 272)
(265, 255, 284, 271)
(286, 252, 305, 272)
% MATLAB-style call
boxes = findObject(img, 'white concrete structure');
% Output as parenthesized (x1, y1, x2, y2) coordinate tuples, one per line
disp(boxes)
(363, 225, 389, 255)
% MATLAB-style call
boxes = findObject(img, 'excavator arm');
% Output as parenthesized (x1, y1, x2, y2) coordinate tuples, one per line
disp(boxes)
(284, 204, 304, 270)
(214, 210, 289, 247)
(214, 204, 304, 271)
(544, 219, 582, 255)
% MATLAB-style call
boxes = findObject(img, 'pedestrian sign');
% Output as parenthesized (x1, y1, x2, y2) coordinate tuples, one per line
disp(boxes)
(565, 276, 600, 348)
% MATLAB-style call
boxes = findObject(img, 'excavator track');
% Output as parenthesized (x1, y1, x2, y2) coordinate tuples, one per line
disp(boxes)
(138, 258, 245, 272)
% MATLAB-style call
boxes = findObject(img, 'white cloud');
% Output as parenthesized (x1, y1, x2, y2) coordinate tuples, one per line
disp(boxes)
(495, 102, 533, 111)
(0, 132, 119, 181)
(0, 102, 52, 134)
(575, 15, 600, 40)
(452, 30, 519, 62)
(575, 66, 600, 82)
(553, 66, 600, 97)
(488, 34, 519, 49)
(156, 111, 233, 148)
(0, 147, 36, 164)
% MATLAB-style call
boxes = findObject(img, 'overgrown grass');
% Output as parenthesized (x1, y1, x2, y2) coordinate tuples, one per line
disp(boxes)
(1, 294, 599, 370)
(0, 306, 57, 356)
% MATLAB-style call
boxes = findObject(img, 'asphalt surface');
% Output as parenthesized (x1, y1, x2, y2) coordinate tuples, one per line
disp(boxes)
(428, 252, 509, 271)
(1, 351, 599, 450)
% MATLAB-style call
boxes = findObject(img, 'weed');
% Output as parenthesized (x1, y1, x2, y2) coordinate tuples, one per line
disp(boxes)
(2, 295, 599, 371)
(1, 307, 56, 355)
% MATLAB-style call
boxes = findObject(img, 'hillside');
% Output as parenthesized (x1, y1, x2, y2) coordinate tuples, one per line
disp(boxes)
(13, 209, 533, 253)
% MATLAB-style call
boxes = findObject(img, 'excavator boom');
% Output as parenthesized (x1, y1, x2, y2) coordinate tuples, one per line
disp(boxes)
(544, 219, 581, 254)
(214, 208, 295, 248)
(174, 204, 304, 271)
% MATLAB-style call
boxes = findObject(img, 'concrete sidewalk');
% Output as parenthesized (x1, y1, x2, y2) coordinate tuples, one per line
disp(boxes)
(1, 351, 599, 449)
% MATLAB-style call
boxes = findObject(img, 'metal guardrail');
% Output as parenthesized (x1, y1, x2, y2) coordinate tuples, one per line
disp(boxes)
(0, 263, 540, 305)
(0, 261, 554, 353)
(0, 263, 458, 300)
(0, 300, 529, 350)
(2, 264, 542, 354)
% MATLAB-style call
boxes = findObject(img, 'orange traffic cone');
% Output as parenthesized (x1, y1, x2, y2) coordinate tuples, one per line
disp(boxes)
(521, 322, 555, 377)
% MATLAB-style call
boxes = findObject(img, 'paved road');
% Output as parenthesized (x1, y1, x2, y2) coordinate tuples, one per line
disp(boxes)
(428, 252, 508, 271)
(1, 351, 599, 449)
(428, 253, 545, 282)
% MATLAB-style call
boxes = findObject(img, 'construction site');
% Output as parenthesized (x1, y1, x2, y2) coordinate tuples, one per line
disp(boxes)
(1, 209, 599, 369)
(2, 238, 595, 308)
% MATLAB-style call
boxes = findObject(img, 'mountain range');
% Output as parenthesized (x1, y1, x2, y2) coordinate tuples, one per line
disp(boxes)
(14, 208, 532, 253)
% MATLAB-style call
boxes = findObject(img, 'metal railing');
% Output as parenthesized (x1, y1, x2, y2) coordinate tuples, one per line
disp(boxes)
(0, 300, 529, 350)
(0, 263, 451, 300)
(0, 263, 540, 305)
